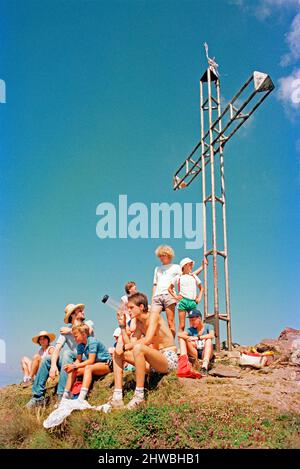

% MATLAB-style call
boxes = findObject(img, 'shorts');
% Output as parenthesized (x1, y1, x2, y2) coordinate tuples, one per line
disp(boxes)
(152, 293, 176, 310)
(178, 297, 197, 312)
(161, 348, 178, 372)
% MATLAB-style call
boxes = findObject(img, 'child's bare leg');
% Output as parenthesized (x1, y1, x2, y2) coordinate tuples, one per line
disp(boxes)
(133, 344, 169, 388)
(150, 304, 163, 315)
(21, 356, 31, 378)
(165, 303, 176, 337)
(63, 369, 77, 396)
(178, 336, 198, 359)
(186, 340, 198, 360)
(179, 337, 188, 356)
(113, 350, 135, 388)
(104, 351, 135, 407)
(126, 344, 170, 409)
(178, 310, 186, 332)
(30, 354, 41, 379)
(81, 363, 111, 390)
(78, 363, 111, 400)
(201, 339, 213, 369)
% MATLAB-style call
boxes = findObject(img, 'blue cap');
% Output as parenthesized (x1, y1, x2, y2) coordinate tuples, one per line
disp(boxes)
(187, 309, 202, 318)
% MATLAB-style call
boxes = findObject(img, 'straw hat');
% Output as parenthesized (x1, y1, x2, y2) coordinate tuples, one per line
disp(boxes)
(180, 257, 195, 270)
(32, 330, 56, 344)
(64, 303, 85, 324)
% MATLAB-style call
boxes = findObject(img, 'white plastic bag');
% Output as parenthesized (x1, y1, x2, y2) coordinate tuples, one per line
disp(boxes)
(43, 399, 93, 429)
(239, 352, 268, 369)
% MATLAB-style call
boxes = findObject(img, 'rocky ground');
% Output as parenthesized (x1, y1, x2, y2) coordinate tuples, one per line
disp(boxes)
(181, 363, 300, 416)
(184, 326, 300, 415)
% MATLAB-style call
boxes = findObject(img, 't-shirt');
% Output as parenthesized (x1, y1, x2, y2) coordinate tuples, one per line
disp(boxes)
(120, 295, 131, 324)
(173, 273, 201, 300)
(38, 345, 54, 359)
(120, 295, 128, 305)
(77, 336, 111, 363)
(153, 263, 182, 296)
(55, 319, 94, 353)
(187, 323, 214, 349)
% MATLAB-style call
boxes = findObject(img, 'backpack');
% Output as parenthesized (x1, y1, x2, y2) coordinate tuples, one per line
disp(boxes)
(176, 355, 201, 379)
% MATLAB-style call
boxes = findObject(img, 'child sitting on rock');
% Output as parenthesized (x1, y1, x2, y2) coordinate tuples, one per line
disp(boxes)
(21, 330, 55, 387)
(178, 309, 215, 376)
(62, 324, 112, 404)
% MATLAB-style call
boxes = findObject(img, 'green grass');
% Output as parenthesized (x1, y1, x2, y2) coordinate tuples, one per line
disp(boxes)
(0, 373, 299, 449)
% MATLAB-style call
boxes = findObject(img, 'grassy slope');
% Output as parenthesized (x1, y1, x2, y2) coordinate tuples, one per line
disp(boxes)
(0, 372, 299, 449)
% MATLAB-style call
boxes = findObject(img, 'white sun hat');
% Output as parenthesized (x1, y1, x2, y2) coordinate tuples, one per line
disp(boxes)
(32, 330, 56, 344)
(180, 257, 195, 270)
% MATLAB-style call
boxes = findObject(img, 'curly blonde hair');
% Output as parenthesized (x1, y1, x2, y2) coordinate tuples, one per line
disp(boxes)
(155, 245, 175, 259)
(72, 324, 90, 336)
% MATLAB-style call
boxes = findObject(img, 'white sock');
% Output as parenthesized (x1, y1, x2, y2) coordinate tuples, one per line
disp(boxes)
(63, 390, 73, 399)
(23, 375, 30, 382)
(202, 359, 209, 369)
(113, 389, 123, 401)
(134, 387, 144, 399)
(78, 387, 89, 401)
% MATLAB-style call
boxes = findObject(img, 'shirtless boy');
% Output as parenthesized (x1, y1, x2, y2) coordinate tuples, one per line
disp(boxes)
(104, 292, 178, 410)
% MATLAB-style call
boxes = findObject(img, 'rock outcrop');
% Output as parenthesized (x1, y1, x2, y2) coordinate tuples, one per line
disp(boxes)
(256, 327, 300, 365)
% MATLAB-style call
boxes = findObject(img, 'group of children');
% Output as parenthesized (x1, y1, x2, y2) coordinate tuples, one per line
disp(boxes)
(23, 245, 215, 412)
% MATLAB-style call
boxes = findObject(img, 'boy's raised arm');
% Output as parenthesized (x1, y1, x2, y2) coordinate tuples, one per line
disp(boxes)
(193, 257, 208, 276)
(117, 310, 141, 350)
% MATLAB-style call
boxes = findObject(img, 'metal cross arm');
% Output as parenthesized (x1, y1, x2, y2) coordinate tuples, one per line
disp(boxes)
(173, 71, 275, 191)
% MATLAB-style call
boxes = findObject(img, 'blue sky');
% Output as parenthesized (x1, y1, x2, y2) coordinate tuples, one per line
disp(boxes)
(0, 0, 299, 381)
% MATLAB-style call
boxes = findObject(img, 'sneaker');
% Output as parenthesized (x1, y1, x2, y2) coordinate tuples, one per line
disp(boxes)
(26, 396, 46, 409)
(126, 395, 145, 410)
(22, 378, 32, 388)
(200, 367, 208, 376)
(95, 403, 113, 413)
(95, 398, 124, 413)
(71, 399, 92, 410)
(109, 398, 125, 409)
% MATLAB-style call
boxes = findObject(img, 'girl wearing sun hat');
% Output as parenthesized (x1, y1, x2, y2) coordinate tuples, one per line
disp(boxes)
(21, 330, 56, 387)
(168, 257, 204, 333)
